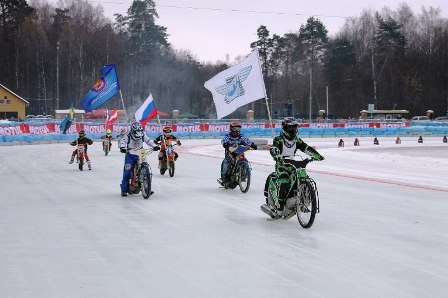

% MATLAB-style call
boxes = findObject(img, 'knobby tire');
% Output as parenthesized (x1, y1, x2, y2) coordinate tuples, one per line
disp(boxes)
(140, 163, 152, 199)
(296, 180, 317, 228)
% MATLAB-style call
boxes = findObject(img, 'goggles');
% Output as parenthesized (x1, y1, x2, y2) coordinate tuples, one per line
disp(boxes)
(230, 126, 241, 132)
(284, 125, 298, 133)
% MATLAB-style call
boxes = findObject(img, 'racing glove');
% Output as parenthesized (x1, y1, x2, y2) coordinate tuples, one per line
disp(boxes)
(250, 142, 258, 150)
(153, 146, 160, 151)
(177, 141, 181, 146)
(120, 148, 127, 153)
(304, 145, 325, 161)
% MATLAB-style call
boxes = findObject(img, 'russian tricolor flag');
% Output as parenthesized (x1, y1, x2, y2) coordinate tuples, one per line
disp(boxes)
(135, 93, 158, 126)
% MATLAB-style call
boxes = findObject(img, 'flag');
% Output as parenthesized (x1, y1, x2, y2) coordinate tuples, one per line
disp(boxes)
(105, 108, 118, 130)
(59, 104, 75, 134)
(135, 93, 158, 127)
(204, 48, 266, 119)
(81, 64, 120, 112)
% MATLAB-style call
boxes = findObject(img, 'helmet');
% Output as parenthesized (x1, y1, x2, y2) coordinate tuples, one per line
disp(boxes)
(130, 122, 144, 139)
(229, 121, 242, 136)
(78, 130, 86, 138)
(281, 117, 298, 140)
(163, 126, 172, 136)
(106, 129, 112, 136)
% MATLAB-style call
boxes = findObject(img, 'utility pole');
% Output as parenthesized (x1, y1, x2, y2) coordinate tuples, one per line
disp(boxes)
(308, 61, 313, 123)
(326, 85, 329, 121)
(56, 41, 60, 110)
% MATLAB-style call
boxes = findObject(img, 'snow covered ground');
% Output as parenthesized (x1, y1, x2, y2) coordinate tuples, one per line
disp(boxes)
(0, 136, 447, 297)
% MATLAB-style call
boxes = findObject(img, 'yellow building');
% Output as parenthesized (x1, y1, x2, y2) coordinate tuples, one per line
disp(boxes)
(0, 84, 29, 120)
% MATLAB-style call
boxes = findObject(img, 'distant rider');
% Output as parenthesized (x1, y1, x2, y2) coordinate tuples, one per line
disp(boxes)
(101, 129, 114, 151)
(69, 130, 94, 170)
(119, 122, 160, 197)
(154, 125, 181, 168)
(266, 117, 324, 209)
(117, 127, 127, 148)
(218, 121, 257, 186)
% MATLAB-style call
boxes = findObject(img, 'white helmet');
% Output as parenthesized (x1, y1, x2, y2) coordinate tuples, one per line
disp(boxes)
(130, 122, 144, 139)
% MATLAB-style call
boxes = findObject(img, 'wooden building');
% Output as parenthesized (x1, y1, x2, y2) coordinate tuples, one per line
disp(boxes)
(0, 84, 29, 120)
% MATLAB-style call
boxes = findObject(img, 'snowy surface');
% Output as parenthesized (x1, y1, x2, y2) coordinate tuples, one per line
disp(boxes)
(0, 136, 447, 297)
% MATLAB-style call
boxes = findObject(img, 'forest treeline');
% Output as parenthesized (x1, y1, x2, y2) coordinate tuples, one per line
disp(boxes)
(1, 0, 447, 119)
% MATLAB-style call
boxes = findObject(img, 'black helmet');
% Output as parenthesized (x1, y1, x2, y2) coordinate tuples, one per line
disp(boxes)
(281, 117, 298, 140)
(78, 130, 86, 138)
(130, 122, 144, 139)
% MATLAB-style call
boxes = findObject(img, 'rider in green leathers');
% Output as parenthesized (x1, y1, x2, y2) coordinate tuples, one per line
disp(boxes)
(265, 117, 325, 210)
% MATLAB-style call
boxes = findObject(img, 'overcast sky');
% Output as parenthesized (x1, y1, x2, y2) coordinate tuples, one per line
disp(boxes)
(88, 0, 447, 63)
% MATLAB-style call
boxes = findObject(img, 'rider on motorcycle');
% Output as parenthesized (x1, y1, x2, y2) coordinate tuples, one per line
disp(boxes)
(117, 127, 127, 148)
(266, 117, 324, 209)
(69, 130, 94, 170)
(154, 125, 181, 169)
(101, 129, 114, 151)
(218, 121, 257, 186)
(119, 122, 160, 197)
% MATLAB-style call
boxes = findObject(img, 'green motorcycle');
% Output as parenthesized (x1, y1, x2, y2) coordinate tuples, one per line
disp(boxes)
(261, 157, 319, 228)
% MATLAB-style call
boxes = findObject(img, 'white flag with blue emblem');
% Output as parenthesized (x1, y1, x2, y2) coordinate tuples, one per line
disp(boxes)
(204, 49, 267, 119)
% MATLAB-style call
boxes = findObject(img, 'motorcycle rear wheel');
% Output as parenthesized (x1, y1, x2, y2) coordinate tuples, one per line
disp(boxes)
(296, 181, 317, 228)
(140, 163, 152, 199)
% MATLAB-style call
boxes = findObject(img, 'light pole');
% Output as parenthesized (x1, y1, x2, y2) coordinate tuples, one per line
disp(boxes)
(305, 60, 313, 123)
(326, 85, 329, 121)
(56, 41, 60, 110)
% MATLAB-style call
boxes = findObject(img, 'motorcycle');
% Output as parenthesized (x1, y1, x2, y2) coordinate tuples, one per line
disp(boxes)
(127, 148, 153, 199)
(76, 143, 86, 171)
(103, 139, 111, 156)
(261, 157, 320, 228)
(159, 141, 178, 177)
(219, 145, 252, 193)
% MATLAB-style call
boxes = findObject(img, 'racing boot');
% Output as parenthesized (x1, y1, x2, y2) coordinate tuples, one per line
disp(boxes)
(87, 161, 92, 170)
(69, 155, 75, 164)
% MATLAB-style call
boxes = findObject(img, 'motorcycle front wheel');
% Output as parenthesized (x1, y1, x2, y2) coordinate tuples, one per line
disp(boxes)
(296, 180, 317, 228)
(78, 157, 84, 171)
(168, 161, 175, 177)
(237, 161, 250, 193)
(140, 163, 152, 199)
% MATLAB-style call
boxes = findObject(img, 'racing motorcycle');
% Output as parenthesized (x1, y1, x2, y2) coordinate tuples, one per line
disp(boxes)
(127, 148, 153, 199)
(103, 139, 111, 156)
(159, 141, 178, 177)
(76, 143, 86, 171)
(261, 157, 320, 228)
(219, 145, 251, 193)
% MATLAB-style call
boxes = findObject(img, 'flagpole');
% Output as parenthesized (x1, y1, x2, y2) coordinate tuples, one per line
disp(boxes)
(264, 96, 275, 138)
(155, 114, 168, 163)
(119, 90, 128, 122)
(254, 48, 274, 139)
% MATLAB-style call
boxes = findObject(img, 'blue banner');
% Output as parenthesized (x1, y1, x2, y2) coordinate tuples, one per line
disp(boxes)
(81, 64, 120, 112)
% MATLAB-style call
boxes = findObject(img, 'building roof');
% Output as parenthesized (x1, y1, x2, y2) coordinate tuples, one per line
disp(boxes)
(360, 109, 409, 114)
(55, 109, 86, 114)
(0, 84, 29, 105)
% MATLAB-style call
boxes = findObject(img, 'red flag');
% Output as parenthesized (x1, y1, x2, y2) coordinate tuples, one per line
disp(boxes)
(105, 109, 118, 130)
